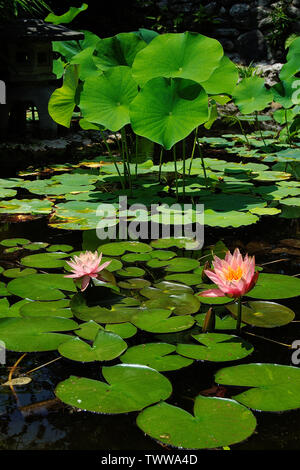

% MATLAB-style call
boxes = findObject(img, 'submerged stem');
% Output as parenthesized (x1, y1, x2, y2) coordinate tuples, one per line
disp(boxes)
(173, 145, 179, 201)
(158, 147, 164, 183)
(103, 138, 124, 189)
(188, 127, 198, 176)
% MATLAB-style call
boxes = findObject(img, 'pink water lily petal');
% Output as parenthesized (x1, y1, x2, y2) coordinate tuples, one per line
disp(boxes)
(199, 289, 226, 297)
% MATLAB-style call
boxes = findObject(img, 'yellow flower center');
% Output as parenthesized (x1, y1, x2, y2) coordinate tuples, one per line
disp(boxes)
(224, 266, 243, 282)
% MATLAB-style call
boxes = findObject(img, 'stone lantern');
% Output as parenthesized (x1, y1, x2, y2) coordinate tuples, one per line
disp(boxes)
(0, 19, 84, 138)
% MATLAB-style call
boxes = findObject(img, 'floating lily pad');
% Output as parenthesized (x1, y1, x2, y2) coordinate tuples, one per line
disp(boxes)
(0, 238, 30, 247)
(47, 244, 74, 252)
(58, 330, 127, 362)
(176, 333, 253, 362)
(105, 322, 137, 339)
(8, 274, 77, 300)
(215, 363, 300, 411)
(21, 252, 68, 269)
(100, 241, 152, 256)
(226, 301, 295, 328)
(20, 299, 72, 318)
(2, 268, 37, 278)
(55, 364, 172, 414)
(150, 237, 201, 250)
(132, 308, 195, 333)
(164, 273, 203, 285)
(118, 278, 151, 289)
(121, 343, 193, 371)
(25, 242, 49, 251)
(246, 273, 300, 299)
(0, 316, 78, 352)
(0, 282, 10, 297)
(116, 267, 146, 277)
(0, 199, 53, 215)
(195, 313, 243, 330)
(136, 395, 256, 449)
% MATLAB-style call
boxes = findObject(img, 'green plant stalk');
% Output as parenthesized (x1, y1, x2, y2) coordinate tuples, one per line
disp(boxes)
(285, 109, 292, 147)
(188, 127, 198, 176)
(255, 111, 267, 147)
(122, 127, 132, 194)
(103, 138, 125, 190)
(182, 139, 186, 199)
(237, 118, 250, 147)
(135, 136, 138, 179)
(236, 297, 242, 333)
(197, 141, 208, 189)
(173, 146, 179, 201)
(158, 147, 164, 183)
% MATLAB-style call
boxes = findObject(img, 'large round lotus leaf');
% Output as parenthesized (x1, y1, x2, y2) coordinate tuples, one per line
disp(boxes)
(130, 77, 208, 150)
(132, 308, 195, 333)
(20, 300, 72, 318)
(280, 37, 300, 80)
(48, 65, 79, 128)
(100, 241, 152, 256)
(120, 343, 193, 371)
(45, 3, 88, 24)
(58, 330, 127, 362)
(226, 301, 295, 328)
(201, 56, 238, 95)
(246, 273, 300, 300)
(21, 252, 68, 268)
(0, 316, 78, 352)
(195, 313, 243, 330)
(3, 268, 37, 278)
(0, 238, 30, 247)
(164, 273, 203, 286)
(132, 32, 223, 87)
(80, 66, 138, 132)
(93, 32, 147, 70)
(70, 293, 141, 324)
(232, 76, 272, 114)
(0, 199, 53, 215)
(116, 267, 145, 278)
(136, 395, 256, 449)
(177, 333, 253, 362)
(215, 363, 300, 411)
(7, 274, 77, 301)
(55, 364, 172, 414)
(118, 278, 151, 289)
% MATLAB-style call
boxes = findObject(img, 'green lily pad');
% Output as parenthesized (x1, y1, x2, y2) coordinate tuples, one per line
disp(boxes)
(116, 267, 146, 277)
(226, 301, 295, 328)
(58, 330, 127, 362)
(19, 300, 72, 318)
(132, 308, 195, 333)
(100, 241, 152, 256)
(0, 316, 78, 352)
(0, 238, 30, 247)
(232, 76, 272, 114)
(215, 363, 300, 411)
(150, 237, 200, 250)
(0, 282, 10, 297)
(7, 274, 77, 301)
(118, 278, 151, 289)
(2, 268, 37, 278)
(21, 252, 68, 268)
(136, 395, 256, 449)
(176, 333, 253, 362)
(105, 322, 137, 339)
(55, 364, 172, 414)
(121, 343, 193, 371)
(47, 244, 74, 252)
(195, 313, 242, 330)
(0, 199, 53, 215)
(25, 242, 49, 251)
(164, 273, 203, 285)
(246, 273, 300, 299)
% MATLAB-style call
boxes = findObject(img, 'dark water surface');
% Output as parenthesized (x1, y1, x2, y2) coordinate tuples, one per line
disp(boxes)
(0, 217, 300, 451)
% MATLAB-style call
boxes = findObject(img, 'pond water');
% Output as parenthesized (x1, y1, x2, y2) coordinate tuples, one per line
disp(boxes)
(0, 216, 300, 451)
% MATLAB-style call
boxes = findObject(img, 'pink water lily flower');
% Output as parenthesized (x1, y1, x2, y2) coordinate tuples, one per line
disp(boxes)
(64, 251, 111, 292)
(199, 248, 259, 299)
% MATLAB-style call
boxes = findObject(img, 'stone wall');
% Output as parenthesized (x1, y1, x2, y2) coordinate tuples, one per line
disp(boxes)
(154, 0, 300, 63)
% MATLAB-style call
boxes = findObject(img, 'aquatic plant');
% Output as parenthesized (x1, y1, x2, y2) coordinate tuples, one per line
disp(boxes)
(64, 251, 111, 291)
